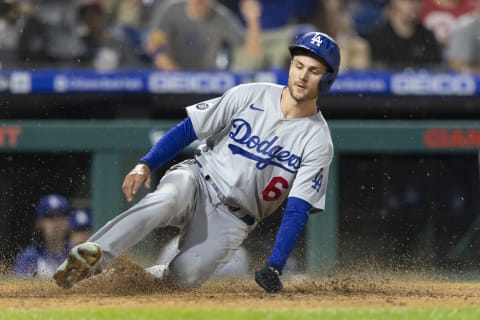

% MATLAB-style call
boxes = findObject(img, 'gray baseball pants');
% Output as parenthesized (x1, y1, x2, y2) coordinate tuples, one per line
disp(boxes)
(87, 160, 255, 288)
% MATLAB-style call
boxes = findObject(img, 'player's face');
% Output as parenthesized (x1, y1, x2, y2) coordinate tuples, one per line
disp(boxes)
(288, 55, 327, 102)
(38, 215, 69, 243)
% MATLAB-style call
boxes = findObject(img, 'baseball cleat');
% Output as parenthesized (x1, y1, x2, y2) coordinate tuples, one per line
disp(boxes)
(53, 242, 102, 289)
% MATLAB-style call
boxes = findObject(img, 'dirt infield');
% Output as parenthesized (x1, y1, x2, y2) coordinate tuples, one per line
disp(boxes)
(1, 258, 480, 310)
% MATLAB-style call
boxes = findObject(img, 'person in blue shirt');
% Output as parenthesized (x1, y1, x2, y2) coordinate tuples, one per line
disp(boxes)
(14, 194, 72, 278)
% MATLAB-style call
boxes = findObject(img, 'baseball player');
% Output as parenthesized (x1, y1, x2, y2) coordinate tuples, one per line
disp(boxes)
(53, 31, 341, 293)
(68, 208, 93, 246)
(15, 194, 72, 278)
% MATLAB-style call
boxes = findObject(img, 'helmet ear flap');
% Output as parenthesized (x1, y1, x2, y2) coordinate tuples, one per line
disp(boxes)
(319, 72, 336, 95)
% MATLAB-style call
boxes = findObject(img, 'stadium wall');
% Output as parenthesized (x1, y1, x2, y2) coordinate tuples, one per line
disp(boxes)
(2, 120, 480, 272)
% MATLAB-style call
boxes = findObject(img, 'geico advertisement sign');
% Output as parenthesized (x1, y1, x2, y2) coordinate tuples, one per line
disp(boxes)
(148, 72, 235, 93)
(392, 73, 476, 95)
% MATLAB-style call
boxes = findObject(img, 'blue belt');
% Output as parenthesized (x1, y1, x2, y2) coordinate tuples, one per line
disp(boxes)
(240, 214, 255, 226)
(226, 203, 255, 226)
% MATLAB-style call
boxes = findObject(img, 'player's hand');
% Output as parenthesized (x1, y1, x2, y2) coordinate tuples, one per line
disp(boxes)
(122, 163, 151, 202)
(254, 263, 283, 293)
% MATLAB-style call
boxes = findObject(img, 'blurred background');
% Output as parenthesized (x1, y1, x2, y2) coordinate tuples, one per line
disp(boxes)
(1, 0, 480, 278)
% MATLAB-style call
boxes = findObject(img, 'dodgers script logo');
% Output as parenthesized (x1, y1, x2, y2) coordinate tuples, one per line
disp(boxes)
(228, 119, 301, 173)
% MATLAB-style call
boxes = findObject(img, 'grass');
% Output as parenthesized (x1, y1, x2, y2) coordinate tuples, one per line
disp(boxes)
(1, 307, 480, 320)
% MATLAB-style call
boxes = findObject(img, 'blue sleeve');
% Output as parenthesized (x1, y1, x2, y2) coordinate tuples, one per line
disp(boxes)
(267, 197, 311, 271)
(139, 117, 198, 171)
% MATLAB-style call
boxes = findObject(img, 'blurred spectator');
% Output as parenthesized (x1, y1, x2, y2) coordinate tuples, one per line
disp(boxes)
(230, 0, 315, 71)
(311, 0, 346, 37)
(104, 0, 143, 28)
(337, 14, 371, 72)
(104, 0, 154, 61)
(446, 0, 480, 73)
(366, 0, 442, 71)
(315, 0, 371, 72)
(69, 208, 93, 245)
(75, 0, 143, 71)
(348, 0, 389, 38)
(17, 0, 82, 68)
(0, 0, 18, 48)
(0, 0, 23, 69)
(15, 0, 142, 70)
(103, 0, 149, 64)
(146, 0, 255, 71)
(14, 194, 72, 278)
(419, 0, 477, 49)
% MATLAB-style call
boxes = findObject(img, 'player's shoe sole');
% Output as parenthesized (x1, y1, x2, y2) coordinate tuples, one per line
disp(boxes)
(53, 242, 102, 289)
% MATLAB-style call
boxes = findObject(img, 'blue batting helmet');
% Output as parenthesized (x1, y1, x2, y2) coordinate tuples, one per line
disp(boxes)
(36, 194, 70, 219)
(288, 31, 341, 95)
(69, 208, 92, 231)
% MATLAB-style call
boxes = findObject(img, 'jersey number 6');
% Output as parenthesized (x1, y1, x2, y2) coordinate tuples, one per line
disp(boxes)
(262, 177, 289, 201)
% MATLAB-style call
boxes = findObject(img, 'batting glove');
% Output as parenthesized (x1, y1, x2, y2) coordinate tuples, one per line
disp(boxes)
(254, 263, 283, 293)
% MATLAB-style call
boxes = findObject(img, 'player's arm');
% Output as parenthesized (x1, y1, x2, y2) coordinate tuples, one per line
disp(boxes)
(146, 29, 178, 71)
(255, 197, 311, 292)
(122, 117, 198, 202)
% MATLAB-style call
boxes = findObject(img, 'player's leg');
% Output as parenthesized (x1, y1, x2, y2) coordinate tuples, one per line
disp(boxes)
(89, 169, 197, 264)
(54, 161, 200, 288)
(164, 197, 252, 289)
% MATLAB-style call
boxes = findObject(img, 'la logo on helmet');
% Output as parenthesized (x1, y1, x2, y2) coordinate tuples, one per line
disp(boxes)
(310, 33, 323, 47)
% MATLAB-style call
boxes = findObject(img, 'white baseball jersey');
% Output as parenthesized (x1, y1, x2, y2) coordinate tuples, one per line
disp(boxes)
(187, 82, 334, 221)
(81, 82, 333, 289)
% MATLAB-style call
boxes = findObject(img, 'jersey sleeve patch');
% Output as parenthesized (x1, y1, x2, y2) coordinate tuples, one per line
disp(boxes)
(311, 168, 324, 192)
